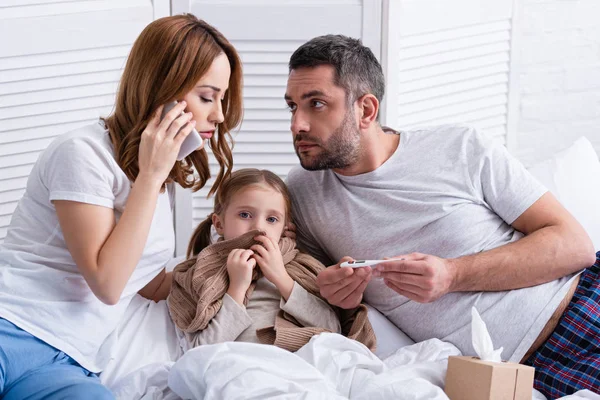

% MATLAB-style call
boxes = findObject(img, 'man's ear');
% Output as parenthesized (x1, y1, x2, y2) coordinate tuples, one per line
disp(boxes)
(212, 213, 224, 236)
(357, 93, 379, 129)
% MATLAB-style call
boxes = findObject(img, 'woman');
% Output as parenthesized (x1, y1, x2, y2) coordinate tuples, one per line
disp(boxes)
(0, 14, 242, 399)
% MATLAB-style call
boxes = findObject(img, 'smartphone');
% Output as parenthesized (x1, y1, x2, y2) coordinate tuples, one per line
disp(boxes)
(161, 101, 205, 160)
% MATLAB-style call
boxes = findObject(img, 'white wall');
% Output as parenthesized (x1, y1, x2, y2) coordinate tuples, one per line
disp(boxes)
(0, 0, 159, 243)
(382, 0, 514, 147)
(1, 1, 598, 245)
(513, 0, 600, 167)
(172, 0, 382, 255)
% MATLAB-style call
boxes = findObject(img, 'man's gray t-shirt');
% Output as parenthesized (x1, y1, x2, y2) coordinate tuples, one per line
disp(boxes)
(287, 124, 578, 363)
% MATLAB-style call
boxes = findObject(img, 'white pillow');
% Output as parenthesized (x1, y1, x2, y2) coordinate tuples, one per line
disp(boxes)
(527, 137, 600, 250)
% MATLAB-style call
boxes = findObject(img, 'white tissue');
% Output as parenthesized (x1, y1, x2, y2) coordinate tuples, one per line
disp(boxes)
(471, 307, 503, 362)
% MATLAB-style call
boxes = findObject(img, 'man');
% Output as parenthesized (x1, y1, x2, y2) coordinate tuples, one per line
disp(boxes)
(284, 34, 598, 398)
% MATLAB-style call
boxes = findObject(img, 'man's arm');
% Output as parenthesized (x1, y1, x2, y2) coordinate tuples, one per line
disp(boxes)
(451, 192, 595, 291)
(376, 192, 595, 302)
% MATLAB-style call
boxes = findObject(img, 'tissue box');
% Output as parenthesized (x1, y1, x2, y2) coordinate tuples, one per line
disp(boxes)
(445, 356, 535, 400)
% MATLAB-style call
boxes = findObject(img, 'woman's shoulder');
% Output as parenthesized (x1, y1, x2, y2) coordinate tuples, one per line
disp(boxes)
(41, 120, 117, 167)
(32, 121, 132, 209)
(50, 120, 113, 154)
(35, 120, 126, 192)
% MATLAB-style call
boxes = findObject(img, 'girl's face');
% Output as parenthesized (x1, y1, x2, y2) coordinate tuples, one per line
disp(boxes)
(213, 183, 287, 244)
(181, 52, 231, 147)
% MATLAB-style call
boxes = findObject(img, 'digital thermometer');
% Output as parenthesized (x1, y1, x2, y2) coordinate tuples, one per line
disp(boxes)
(340, 259, 400, 268)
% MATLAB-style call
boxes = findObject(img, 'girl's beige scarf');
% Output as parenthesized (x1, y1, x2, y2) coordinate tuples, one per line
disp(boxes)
(168, 230, 376, 352)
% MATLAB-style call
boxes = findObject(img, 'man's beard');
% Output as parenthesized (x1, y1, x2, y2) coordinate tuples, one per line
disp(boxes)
(294, 110, 361, 171)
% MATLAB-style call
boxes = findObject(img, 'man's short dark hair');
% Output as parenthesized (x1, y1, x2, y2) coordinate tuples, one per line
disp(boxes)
(289, 35, 385, 115)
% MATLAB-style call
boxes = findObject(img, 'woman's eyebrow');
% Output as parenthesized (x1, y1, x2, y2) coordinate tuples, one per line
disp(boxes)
(196, 84, 221, 92)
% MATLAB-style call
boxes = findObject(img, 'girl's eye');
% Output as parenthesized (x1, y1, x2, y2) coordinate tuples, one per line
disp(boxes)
(267, 217, 278, 223)
(239, 212, 250, 219)
(201, 97, 213, 103)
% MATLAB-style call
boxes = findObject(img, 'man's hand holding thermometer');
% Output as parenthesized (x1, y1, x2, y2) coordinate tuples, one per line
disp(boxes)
(319, 253, 454, 307)
(316, 257, 404, 309)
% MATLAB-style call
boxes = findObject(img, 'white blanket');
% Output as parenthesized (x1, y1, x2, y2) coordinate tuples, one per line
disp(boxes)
(112, 333, 458, 400)
(170, 334, 460, 400)
(103, 296, 600, 400)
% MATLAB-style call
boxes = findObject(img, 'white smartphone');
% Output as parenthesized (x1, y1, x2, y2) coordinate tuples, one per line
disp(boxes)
(161, 101, 205, 160)
(340, 259, 404, 268)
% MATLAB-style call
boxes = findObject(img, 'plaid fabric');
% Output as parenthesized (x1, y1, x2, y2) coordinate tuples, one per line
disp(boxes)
(524, 251, 600, 399)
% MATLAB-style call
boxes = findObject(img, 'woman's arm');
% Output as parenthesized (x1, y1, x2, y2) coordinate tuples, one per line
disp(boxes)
(138, 269, 173, 302)
(55, 174, 164, 305)
(55, 102, 195, 305)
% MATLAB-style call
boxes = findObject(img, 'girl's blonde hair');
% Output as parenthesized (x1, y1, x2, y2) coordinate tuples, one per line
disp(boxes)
(187, 169, 293, 258)
(103, 14, 243, 195)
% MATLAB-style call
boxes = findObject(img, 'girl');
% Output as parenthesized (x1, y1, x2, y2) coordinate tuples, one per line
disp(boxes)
(0, 14, 242, 399)
(168, 169, 375, 352)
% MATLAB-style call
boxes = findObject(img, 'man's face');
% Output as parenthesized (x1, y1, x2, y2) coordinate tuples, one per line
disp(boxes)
(285, 65, 361, 171)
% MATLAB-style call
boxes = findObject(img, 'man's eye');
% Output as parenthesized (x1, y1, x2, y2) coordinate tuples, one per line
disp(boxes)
(239, 212, 250, 219)
(286, 103, 296, 112)
(267, 217, 278, 223)
(312, 100, 324, 108)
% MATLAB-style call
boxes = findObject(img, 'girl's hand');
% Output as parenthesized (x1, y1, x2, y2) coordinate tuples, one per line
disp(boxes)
(138, 102, 196, 186)
(226, 249, 256, 305)
(251, 235, 294, 300)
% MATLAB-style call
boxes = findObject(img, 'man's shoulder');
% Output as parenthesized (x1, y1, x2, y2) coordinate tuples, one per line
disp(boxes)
(404, 123, 479, 140)
(402, 124, 490, 155)
(287, 165, 325, 189)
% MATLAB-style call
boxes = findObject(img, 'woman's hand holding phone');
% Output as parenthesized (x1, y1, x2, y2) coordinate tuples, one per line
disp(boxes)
(138, 101, 196, 188)
(161, 101, 204, 160)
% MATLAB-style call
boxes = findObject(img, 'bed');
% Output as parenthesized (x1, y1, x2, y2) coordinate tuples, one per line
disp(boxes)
(100, 137, 600, 400)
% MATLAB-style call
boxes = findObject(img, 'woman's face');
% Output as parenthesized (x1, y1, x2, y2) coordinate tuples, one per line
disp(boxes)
(182, 52, 231, 144)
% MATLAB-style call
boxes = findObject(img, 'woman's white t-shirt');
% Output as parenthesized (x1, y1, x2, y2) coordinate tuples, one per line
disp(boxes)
(0, 121, 175, 373)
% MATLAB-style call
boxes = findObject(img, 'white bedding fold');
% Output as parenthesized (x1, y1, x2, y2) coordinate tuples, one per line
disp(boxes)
(103, 295, 598, 400)
(163, 334, 458, 400)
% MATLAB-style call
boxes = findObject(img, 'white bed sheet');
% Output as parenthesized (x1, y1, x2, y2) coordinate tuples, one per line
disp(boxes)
(100, 295, 182, 389)
(100, 294, 414, 388)
(166, 336, 600, 400)
(101, 294, 598, 400)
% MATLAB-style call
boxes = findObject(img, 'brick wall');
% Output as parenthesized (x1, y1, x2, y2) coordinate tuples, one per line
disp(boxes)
(513, 0, 600, 166)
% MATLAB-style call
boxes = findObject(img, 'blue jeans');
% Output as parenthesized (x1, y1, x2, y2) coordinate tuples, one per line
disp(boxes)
(0, 318, 114, 399)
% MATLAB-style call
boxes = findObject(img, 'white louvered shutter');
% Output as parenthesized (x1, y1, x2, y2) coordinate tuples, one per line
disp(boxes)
(0, 0, 166, 243)
(383, 0, 515, 145)
(173, 0, 382, 255)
